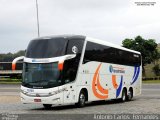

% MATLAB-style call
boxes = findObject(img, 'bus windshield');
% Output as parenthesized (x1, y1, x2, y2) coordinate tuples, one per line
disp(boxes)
(26, 38, 68, 58)
(23, 36, 85, 88)
(22, 63, 62, 88)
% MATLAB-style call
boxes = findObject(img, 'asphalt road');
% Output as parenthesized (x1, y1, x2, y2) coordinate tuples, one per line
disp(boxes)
(0, 84, 160, 120)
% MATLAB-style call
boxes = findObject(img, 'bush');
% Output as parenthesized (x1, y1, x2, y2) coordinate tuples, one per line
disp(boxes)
(153, 64, 160, 76)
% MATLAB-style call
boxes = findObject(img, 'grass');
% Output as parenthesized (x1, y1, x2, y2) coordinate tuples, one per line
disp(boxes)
(0, 82, 21, 84)
(0, 78, 21, 84)
(0, 77, 21, 80)
(142, 80, 160, 84)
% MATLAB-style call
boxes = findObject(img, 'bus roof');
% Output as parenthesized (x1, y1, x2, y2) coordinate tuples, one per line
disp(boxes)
(86, 37, 141, 54)
(32, 35, 86, 41)
(32, 35, 140, 54)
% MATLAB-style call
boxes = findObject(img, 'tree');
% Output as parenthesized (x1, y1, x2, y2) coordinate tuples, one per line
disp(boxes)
(0, 50, 25, 62)
(122, 36, 159, 76)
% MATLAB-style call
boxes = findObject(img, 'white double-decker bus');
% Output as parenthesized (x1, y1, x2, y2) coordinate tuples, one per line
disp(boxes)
(12, 35, 142, 108)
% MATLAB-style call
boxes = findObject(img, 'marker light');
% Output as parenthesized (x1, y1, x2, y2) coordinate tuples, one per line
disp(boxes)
(58, 62, 64, 71)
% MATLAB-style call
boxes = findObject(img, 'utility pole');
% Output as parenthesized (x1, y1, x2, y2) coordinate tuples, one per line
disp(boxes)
(36, 0, 40, 37)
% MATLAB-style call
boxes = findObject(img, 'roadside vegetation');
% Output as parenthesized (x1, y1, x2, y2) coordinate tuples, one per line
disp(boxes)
(143, 80, 160, 84)
(0, 78, 21, 84)
(0, 50, 25, 62)
(122, 36, 160, 81)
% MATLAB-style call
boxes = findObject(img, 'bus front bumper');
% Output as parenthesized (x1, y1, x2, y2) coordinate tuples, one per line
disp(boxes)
(20, 92, 63, 105)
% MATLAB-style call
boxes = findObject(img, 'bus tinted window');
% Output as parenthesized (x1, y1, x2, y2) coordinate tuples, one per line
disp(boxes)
(66, 39, 84, 54)
(26, 38, 68, 58)
(63, 39, 85, 82)
(83, 42, 141, 66)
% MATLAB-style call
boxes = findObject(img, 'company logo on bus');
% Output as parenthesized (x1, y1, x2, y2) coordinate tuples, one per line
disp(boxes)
(72, 46, 78, 54)
(109, 65, 125, 73)
(32, 59, 49, 63)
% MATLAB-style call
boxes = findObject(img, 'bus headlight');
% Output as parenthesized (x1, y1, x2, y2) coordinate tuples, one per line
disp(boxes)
(21, 88, 67, 97)
(49, 88, 67, 95)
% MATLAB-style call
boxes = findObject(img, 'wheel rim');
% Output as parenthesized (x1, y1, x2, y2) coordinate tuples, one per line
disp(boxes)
(122, 92, 126, 101)
(80, 93, 85, 105)
(128, 90, 133, 100)
(128, 91, 131, 99)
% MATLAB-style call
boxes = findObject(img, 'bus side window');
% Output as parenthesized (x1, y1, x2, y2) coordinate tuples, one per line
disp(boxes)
(62, 39, 84, 83)
(83, 42, 99, 64)
(83, 41, 141, 67)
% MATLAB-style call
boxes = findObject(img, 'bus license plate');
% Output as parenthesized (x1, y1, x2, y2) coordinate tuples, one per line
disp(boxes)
(34, 99, 41, 102)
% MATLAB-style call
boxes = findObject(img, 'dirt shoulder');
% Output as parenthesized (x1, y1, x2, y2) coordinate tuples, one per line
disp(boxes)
(0, 95, 20, 103)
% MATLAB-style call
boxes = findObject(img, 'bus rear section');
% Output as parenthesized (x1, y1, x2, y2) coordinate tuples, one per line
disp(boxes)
(76, 38, 142, 103)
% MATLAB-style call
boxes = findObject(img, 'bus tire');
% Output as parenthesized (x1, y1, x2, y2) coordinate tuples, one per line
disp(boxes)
(121, 88, 127, 102)
(127, 88, 133, 101)
(76, 91, 86, 107)
(43, 104, 52, 109)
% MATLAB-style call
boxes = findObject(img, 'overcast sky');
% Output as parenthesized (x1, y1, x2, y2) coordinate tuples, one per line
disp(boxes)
(0, 0, 159, 53)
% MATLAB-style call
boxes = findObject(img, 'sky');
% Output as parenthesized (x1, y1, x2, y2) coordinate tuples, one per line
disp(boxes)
(0, 0, 160, 53)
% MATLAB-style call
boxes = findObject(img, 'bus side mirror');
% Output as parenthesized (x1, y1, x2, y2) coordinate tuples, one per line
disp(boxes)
(12, 56, 25, 70)
(58, 54, 76, 71)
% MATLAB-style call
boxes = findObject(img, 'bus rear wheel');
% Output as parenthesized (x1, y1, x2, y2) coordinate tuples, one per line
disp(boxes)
(127, 88, 133, 101)
(121, 89, 127, 102)
(43, 104, 52, 109)
(76, 91, 86, 107)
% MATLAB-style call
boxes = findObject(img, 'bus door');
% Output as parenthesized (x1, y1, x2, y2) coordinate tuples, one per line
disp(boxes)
(63, 38, 84, 104)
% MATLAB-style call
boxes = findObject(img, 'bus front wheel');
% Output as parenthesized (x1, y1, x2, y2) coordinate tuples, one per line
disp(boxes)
(76, 91, 86, 107)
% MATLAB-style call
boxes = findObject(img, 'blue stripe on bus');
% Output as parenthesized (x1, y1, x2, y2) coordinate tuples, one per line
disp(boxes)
(132, 67, 137, 80)
(116, 75, 123, 98)
(131, 66, 140, 85)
